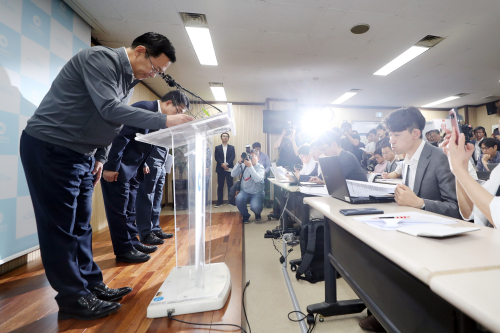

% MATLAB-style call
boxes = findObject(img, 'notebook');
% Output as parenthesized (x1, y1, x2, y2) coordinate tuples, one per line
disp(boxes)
(397, 224, 480, 238)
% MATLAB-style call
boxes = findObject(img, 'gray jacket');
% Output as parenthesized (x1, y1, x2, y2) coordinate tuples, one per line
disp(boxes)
(24, 46, 167, 163)
(231, 162, 265, 194)
(414, 143, 460, 218)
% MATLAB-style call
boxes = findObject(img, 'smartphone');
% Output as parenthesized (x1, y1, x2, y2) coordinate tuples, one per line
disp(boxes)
(339, 208, 384, 216)
(449, 108, 460, 144)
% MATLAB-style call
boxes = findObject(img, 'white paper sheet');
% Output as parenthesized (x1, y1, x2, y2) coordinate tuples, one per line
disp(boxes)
(353, 212, 458, 231)
(299, 186, 329, 197)
(346, 180, 397, 197)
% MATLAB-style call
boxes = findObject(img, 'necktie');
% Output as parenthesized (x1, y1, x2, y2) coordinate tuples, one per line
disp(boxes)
(405, 165, 411, 188)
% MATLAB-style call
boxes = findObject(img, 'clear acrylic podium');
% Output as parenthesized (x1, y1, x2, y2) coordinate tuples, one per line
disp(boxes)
(135, 104, 236, 318)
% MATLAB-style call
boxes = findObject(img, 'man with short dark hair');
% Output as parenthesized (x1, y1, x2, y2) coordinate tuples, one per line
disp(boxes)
(381, 142, 399, 174)
(214, 133, 235, 207)
(310, 131, 366, 184)
(375, 124, 390, 151)
(252, 142, 270, 174)
(20, 32, 194, 320)
(380, 107, 459, 218)
(361, 107, 459, 332)
(478, 138, 500, 171)
(231, 150, 266, 223)
(470, 126, 487, 165)
(340, 122, 364, 162)
(101, 90, 190, 263)
(426, 129, 441, 146)
(288, 144, 318, 182)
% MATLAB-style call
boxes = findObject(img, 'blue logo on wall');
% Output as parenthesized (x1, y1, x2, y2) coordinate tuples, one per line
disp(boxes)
(21, 0, 51, 49)
(153, 297, 164, 302)
(0, 22, 21, 73)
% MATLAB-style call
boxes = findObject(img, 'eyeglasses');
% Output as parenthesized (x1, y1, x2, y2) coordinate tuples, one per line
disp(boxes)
(299, 154, 307, 159)
(146, 51, 163, 76)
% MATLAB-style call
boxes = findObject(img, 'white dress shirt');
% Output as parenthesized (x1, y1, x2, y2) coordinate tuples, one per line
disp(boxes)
(299, 158, 318, 176)
(394, 140, 426, 191)
(461, 165, 500, 228)
(222, 144, 227, 164)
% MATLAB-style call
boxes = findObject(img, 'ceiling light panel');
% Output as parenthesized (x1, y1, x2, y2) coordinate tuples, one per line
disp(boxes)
(421, 96, 460, 107)
(210, 83, 227, 101)
(374, 46, 429, 76)
(332, 92, 357, 104)
(186, 27, 218, 66)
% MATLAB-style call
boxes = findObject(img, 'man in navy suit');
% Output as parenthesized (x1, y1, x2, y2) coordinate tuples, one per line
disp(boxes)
(101, 90, 191, 263)
(135, 93, 191, 246)
(214, 133, 236, 207)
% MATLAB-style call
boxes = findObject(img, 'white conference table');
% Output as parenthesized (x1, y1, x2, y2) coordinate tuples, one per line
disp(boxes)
(303, 196, 500, 333)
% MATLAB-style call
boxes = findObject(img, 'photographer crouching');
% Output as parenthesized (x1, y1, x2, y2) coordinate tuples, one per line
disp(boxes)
(231, 148, 266, 223)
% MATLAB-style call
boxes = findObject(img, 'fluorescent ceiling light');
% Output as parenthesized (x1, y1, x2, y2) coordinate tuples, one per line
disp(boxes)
(210, 87, 227, 101)
(332, 92, 357, 104)
(374, 46, 429, 76)
(185, 27, 218, 66)
(421, 96, 460, 107)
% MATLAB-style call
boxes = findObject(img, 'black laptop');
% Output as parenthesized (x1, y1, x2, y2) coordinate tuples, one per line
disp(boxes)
(318, 156, 395, 204)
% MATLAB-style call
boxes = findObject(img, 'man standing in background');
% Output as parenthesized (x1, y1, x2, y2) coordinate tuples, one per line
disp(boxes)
(214, 133, 236, 207)
(19, 32, 194, 321)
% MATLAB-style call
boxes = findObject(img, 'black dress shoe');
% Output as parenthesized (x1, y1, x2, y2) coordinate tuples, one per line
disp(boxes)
(153, 230, 173, 239)
(134, 242, 158, 254)
(92, 282, 133, 302)
(58, 293, 121, 320)
(143, 232, 164, 245)
(116, 249, 151, 263)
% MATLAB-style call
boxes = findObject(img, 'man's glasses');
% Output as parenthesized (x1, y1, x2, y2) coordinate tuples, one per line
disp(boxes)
(146, 51, 163, 75)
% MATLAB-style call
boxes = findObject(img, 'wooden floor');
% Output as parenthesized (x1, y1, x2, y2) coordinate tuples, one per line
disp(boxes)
(0, 212, 244, 333)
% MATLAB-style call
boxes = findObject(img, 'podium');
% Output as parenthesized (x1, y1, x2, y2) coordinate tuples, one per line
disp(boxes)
(135, 104, 236, 318)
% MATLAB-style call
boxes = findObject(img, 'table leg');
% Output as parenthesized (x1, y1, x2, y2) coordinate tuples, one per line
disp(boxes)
(307, 218, 366, 317)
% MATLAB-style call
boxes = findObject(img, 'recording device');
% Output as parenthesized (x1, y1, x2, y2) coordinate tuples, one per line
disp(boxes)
(460, 124, 474, 144)
(284, 121, 294, 136)
(449, 109, 474, 144)
(264, 228, 300, 239)
(241, 144, 254, 161)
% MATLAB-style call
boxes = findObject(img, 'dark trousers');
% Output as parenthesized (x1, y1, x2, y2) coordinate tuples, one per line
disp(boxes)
(136, 165, 166, 241)
(19, 131, 103, 307)
(101, 177, 141, 255)
(217, 171, 234, 205)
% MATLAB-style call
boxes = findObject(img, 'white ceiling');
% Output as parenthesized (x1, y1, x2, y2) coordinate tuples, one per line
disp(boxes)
(79, 0, 500, 108)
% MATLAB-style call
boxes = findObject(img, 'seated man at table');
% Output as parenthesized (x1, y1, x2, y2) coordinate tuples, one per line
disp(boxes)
(231, 149, 266, 223)
(310, 130, 367, 184)
(381, 143, 400, 174)
(477, 138, 500, 171)
(371, 149, 387, 174)
(288, 144, 318, 182)
(380, 107, 459, 218)
(360, 108, 460, 333)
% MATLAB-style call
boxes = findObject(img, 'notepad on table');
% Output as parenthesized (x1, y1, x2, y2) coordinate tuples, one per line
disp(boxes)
(299, 186, 329, 196)
(397, 224, 480, 238)
(353, 212, 458, 231)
